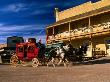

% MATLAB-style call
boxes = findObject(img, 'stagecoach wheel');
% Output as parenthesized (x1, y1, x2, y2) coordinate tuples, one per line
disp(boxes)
(10, 55, 18, 67)
(10, 50, 15, 56)
(32, 58, 39, 67)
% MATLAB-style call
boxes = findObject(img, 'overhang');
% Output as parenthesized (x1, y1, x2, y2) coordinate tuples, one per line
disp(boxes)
(47, 5, 110, 29)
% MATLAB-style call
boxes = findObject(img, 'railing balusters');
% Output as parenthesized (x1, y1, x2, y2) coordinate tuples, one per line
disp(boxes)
(47, 21, 110, 43)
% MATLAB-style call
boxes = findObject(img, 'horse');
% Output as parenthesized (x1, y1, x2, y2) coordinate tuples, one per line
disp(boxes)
(75, 44, 88, 62)
(46, 47, 58, 67)
(63, 43, 88, 63)
(46, 44, 75, 67)
(56, 45, 68, 67)
(64, 44, 77, 62)
(46, 43, 88, 67)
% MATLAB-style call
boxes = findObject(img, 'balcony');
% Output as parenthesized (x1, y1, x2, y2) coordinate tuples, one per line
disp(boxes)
(47, 22, 110, 43)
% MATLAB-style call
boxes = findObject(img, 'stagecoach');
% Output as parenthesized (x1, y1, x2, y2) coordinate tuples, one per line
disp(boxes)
(10, 42, 40, 67)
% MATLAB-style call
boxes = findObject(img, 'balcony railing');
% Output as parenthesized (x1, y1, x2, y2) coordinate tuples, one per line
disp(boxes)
(47, 22, 110, 43)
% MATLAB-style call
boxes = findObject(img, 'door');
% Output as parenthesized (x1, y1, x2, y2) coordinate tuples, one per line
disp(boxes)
(106, 44, 110, 56)
(105, 38, 110, 56)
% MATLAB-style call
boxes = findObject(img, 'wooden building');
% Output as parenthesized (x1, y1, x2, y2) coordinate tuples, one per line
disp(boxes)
(46, 0, 110, 57)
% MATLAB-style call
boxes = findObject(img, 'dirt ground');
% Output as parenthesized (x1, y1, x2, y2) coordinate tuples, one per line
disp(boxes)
(1, 57, 110, 82)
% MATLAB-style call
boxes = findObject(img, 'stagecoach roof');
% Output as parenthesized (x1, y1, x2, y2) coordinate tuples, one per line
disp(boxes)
(47, 5, 110, 29)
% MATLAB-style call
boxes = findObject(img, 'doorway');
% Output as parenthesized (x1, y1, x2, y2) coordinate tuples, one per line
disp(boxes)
(106, 44, 110, 56)
(105, 39, 110, 56)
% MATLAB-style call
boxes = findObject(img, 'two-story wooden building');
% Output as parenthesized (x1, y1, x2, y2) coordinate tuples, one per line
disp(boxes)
(46, 0, 110, 57)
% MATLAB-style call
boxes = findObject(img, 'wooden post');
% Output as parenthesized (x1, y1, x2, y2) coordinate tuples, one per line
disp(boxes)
(53, 27, 54, 35)
(0, 49, 3, 63)
(0, 55, 2, 63)
(46, 29, 48, 44)
(86, 17, 93, 57)
(52, 27, 55, 43)
(69, 22, 71, 43)
(87, 17, 93, 57)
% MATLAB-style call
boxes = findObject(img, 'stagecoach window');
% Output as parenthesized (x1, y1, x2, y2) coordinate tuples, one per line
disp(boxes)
(28, 46, 34, 52)
(18, 47, 23, 52)
(12, 40, 18, 43)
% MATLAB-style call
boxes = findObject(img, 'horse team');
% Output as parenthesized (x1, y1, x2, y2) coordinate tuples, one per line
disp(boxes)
(46, 43, 88, 67)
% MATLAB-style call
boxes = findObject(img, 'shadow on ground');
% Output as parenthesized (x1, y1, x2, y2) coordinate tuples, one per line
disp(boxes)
(79, 57, 110, 65)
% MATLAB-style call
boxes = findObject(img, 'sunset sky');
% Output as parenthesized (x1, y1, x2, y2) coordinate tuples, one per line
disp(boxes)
(0, 0, 98, 44)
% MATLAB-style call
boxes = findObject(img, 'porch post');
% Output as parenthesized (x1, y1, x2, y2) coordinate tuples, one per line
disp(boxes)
(46, 29, 48, 44)
(69, 22, 71, 43)
(53, 27, 54, 35)
(0, 49, 3, 63)
(52, 27, 55, 43)
(86, 17, 93, 57)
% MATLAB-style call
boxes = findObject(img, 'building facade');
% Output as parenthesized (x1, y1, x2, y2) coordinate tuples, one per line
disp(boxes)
(46, 0, 110, 57)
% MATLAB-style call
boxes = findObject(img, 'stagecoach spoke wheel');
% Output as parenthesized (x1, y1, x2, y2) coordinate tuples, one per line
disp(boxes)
(10, 55, 18, 67)
(32, 58, 39, 67)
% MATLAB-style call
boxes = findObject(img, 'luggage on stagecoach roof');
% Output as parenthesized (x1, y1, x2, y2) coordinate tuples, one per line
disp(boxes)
(28, 38, 36, 43)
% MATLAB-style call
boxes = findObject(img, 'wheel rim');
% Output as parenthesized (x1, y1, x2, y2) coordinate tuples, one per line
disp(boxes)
(10, 55, 18, 67)
(32, 58, 39, 67)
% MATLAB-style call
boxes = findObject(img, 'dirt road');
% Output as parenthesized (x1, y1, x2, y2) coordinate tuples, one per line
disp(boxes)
(1, 57, 110, 82)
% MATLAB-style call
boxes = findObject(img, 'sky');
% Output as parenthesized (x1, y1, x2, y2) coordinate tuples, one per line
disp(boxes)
(0, 0, 99, 44)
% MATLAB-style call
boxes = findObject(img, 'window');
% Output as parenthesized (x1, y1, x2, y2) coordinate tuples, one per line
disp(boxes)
(28, 46, 34, 53)
(18, 47, 24, 52)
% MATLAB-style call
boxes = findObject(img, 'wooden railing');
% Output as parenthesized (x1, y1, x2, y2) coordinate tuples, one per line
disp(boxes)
(47, 22, 110, 43)
(93, 50, 106, 58)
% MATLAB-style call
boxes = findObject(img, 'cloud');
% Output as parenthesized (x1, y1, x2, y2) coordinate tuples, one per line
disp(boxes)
(0, 3, 27, 13)
(31, 10, 48, 15)
(0, 24, 46, 32)
(0, 36, 10, 44)
(0, 23, 4, 26)
(23, 35, 46, 43)
(0, 23, 46, 44)
(36, 35, 46, 43)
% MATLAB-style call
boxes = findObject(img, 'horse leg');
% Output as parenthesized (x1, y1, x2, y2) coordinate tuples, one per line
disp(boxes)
(65, 58, 69, 63)
(51, 57, 55, 67)
(65, 58, 70, 66)
(46, 61, 49, 67)
(57, 53, 65, 66)
(46, 57, 55, 67)
(57, 58, 62, 66)
(45, 58, 49, 67)
(63, 60, 67, 67)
